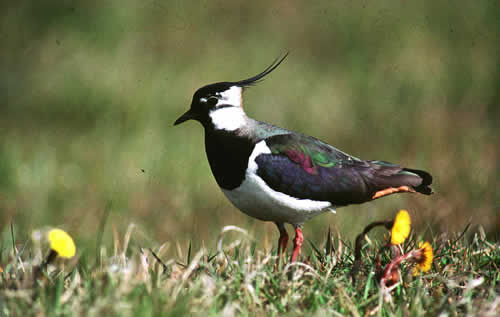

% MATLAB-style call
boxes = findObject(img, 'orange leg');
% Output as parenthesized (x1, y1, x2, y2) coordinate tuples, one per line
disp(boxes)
(290, 226, 303, 262)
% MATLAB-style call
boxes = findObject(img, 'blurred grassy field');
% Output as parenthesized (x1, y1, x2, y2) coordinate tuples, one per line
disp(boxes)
(1, 0, 499, 255)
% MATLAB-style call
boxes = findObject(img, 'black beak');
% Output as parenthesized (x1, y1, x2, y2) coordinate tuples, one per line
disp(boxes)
(174, 109, 195, 126)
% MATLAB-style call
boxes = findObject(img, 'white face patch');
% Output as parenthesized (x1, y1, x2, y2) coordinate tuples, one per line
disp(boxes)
(208, 86, 246, 131)
(216, 86, 242, 108)
(209, 106, 247, 131)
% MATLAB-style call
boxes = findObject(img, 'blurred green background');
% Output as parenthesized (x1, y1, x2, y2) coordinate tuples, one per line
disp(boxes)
(1, 0, 499, 255)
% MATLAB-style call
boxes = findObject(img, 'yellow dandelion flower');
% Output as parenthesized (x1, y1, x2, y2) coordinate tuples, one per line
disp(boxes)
(48, 229, 76, 259)
(413, 241, 433, 276)
(391, 209, 411, 245)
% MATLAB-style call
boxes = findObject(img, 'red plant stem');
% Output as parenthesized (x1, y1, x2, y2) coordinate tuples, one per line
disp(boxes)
(351, 220, 393, 283)
(380, 249, 419, 288)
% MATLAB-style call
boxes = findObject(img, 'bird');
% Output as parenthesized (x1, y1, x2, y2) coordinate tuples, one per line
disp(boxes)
(174, 53, 433, 263)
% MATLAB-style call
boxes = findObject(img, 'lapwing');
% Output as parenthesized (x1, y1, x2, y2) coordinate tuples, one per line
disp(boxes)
(174, 53, 433, 262)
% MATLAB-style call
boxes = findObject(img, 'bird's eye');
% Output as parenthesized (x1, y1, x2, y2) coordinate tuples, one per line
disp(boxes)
(207, 97, 218, 106)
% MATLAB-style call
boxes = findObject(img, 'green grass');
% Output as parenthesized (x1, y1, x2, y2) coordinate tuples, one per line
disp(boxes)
(1, 0, 499, 249)
(1, 224, 498, 316)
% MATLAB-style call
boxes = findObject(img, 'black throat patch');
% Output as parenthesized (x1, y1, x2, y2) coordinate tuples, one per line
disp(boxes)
(204, 130, 255, 190)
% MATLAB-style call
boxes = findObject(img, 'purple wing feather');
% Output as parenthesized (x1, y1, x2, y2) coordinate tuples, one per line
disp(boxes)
(255, 134, 432, 206)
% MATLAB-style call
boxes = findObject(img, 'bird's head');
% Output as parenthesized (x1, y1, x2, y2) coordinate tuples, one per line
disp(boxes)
(174, 53, 288, 131)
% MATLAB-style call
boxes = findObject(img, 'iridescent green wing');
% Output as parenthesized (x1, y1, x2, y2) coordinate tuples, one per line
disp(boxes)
(267, 134, 361, 174)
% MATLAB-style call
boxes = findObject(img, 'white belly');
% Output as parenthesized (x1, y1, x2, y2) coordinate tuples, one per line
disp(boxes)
(221, 140, 332, 225)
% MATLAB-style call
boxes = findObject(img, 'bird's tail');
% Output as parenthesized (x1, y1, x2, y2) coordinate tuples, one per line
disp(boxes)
(402, 168, 433, 195)
(363, 161, 433, 200)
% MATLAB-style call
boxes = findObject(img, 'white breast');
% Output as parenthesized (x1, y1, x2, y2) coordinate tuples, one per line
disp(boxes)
(221, 140, 332, 225)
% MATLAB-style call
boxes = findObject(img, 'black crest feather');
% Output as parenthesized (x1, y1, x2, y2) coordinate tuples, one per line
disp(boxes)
(233, 52, 289, 87)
